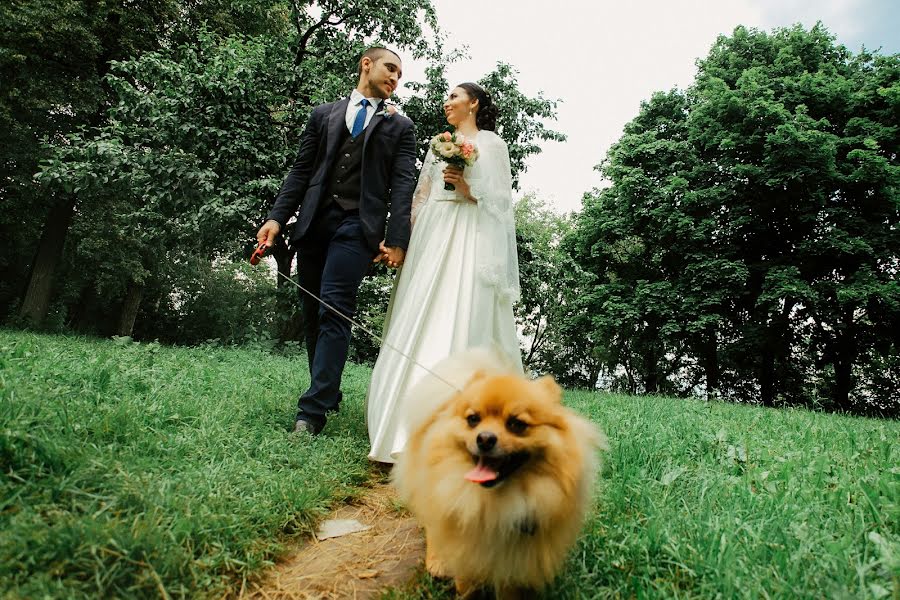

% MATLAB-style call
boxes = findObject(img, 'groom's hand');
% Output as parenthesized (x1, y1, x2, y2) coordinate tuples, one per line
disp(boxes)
(379, 241, 405, 269)
(257, 220, 281, 247)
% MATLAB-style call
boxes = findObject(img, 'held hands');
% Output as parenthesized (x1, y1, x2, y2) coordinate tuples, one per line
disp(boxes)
(374, 241, 406, 268)
(442, 165, 475, 202)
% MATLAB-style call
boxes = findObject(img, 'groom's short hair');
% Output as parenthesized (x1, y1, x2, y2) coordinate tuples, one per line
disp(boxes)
(358, 46, 400, 75)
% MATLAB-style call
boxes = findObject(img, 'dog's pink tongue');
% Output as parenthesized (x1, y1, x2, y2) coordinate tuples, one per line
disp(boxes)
(465, 458, 498, 483)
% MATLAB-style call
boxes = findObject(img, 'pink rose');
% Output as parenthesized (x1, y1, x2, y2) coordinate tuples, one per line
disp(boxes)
(442, 131, 452, 141)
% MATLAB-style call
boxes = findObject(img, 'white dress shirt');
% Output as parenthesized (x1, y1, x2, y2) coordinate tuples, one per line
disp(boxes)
(345, 89, 381, 133)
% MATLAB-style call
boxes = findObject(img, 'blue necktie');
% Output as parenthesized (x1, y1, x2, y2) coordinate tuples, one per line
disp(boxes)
(351, 98, 370, 138)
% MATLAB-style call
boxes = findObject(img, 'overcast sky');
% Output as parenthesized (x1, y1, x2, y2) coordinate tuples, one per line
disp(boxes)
(397, 0, 900, 213)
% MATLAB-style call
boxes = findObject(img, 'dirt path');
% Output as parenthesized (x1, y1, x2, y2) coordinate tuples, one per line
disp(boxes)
(240, 481, 425, 599)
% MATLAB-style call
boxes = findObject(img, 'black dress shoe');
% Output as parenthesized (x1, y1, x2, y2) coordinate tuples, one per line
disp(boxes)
(292, 420, 318, 435)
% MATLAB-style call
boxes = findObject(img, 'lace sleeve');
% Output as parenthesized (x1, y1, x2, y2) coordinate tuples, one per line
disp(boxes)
(467, 133, 521, 302)
(411, 152, 435, 225)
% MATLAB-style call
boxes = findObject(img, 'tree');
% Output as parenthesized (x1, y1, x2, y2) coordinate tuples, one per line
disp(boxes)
(2, 0, 174, 322)
(10, 0, 437, 330)
(402, 57, 567, 189)
(570, 23, 899, 415)
(690, 24, 899, 412)
(572, 90, 706, 396)
(514, 194, 600, 387)
(36, 33, 295, 335)
(21, 0, 439, 336)
(5, 0, 294, 324)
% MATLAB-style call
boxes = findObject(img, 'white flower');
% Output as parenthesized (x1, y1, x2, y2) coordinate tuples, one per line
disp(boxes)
(376, 104, 398, 118)
(438, 141, 456, 157)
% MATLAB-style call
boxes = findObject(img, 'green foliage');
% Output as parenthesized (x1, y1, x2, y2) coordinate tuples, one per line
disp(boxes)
(402, 55, 566, 188)
(349, 264, 396, 366)
(515, 195, 600, 387)
(6, 0, 439, 334)
(478, 63, 567, 189)
(0, 0, 151, 311)
(136, 258, 279, 346)
(30, 31, 299, 339)
(0, 0, 293, 315)
(571, 23, 899, 414)
(38, 32, 295, 255)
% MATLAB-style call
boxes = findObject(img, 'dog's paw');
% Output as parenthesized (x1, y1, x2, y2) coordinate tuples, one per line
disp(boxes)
(455, 578, 488, 599)
(425, 545, 449, 579)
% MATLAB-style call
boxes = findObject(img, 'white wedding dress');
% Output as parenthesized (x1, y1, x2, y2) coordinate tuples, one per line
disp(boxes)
(366, 129, 523, 463)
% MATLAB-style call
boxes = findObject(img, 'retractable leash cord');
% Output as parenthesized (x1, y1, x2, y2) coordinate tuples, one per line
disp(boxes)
(251, 242, 463, 393)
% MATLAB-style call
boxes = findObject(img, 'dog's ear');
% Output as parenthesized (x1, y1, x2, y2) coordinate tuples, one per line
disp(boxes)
(534, 375, 562, 403)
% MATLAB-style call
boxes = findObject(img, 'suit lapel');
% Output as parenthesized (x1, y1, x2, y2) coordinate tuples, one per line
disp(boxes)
(325, 97, 350, 161)
(362, 100, 386, 155)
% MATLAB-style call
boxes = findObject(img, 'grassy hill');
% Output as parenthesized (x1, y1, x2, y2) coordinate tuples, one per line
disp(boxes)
(1, 330, 897, 598)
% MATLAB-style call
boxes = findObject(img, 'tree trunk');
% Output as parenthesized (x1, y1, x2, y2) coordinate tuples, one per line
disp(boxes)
(115, 281, 144, 337)
(524, 318, 545, 368)
(832, 307, 857, 411)
(623, 344, 637, 395)
(702, 326, 719, 399)
(759, 349, 776, 407)
(19, 196, 76, 325)
(759, 299, 795, 407)
(590, 365, 602, 390)
(642, 333, 661, 394)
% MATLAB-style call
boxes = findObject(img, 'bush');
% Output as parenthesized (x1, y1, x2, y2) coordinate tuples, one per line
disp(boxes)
(136, 257, 277, 345)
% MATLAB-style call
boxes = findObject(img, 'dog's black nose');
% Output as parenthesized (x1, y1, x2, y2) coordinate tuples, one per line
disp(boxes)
(476, 431, 497, 451)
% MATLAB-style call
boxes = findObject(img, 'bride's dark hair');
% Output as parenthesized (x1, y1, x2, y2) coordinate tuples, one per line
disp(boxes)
(457, 82, 499, 131)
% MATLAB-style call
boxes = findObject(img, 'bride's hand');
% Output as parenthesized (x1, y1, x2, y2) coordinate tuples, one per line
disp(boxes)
(442, 165, 475, 202)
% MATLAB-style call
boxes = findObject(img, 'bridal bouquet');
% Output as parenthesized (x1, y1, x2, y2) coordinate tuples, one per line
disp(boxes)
(430, 131, 479, 191)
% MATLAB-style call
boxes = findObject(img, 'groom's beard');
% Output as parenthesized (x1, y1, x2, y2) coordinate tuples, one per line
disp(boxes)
(365, 79, 394, 99)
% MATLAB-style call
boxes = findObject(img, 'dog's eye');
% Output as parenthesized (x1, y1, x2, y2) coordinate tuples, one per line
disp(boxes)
(506, 417, 528, 435)
(466, 413, 481, 427)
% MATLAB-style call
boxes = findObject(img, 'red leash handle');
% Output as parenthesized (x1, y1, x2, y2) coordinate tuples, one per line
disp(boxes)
(250, 242, 268, 265)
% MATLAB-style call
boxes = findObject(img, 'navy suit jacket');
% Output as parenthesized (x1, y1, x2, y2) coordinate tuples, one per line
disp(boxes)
(267, 97, 417, 252)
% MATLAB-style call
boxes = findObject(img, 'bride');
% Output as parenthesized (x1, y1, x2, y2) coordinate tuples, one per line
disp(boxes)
(366, 82, 523, 464)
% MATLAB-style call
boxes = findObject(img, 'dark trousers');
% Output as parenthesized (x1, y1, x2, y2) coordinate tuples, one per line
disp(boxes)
(294, 203, 374, 431)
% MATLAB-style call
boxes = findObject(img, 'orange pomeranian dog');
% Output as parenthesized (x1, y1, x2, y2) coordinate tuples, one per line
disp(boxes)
(392, 348, 606, 599)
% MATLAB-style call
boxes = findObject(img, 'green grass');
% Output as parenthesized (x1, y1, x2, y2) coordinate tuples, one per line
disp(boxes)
(387, 393, 899, 599)
(2, 330, 898, 599)
(0, 329, 373, 598)
(557, 392, 899, 599)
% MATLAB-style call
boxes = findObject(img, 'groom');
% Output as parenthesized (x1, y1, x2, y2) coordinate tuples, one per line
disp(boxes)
(257, 47, 417, 435)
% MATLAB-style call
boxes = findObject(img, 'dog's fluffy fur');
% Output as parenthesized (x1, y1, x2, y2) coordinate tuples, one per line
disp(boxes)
(392, 348, 606, 599)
